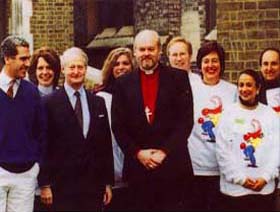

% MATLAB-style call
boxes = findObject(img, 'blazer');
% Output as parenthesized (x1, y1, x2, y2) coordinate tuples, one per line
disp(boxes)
(111, 64, 194, 183)
(38, 87, 114, 195)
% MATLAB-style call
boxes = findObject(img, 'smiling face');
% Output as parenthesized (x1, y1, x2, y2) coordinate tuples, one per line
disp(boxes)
(168, 41, 191, 71)
(36, 57, 55, 87)
(260, 50, 280, 81)
(112, 54, 132, 79)
(238, 73, 259, 106)
(5, 46, 30, 79)
(201, 51, 221, 85)
(63, 56, 87, 90)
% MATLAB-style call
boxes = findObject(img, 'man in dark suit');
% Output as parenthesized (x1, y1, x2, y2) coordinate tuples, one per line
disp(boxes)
(38, 47, 114, 211)
(111, 29, 194, 211)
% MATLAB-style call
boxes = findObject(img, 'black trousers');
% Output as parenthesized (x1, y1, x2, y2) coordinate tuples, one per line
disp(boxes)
(128, 179, 185, 211)
(187, 176, 222, 211)
(104, 186, 130, 211)
(220, 193, 275, 211)
(34, 191, 103, 211)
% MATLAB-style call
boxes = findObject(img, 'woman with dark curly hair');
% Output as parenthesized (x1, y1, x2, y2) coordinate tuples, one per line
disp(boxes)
(216, 69, 279, 211)
(28, 47, 61, 96)
(187, 41, 237, 211)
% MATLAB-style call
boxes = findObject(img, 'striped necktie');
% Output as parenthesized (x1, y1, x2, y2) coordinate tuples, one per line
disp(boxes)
(74, 91, 83, 129)
(7, 80, 16, 98)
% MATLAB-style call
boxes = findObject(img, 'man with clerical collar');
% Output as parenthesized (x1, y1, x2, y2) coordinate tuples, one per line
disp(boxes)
(111, 29, 194, 211)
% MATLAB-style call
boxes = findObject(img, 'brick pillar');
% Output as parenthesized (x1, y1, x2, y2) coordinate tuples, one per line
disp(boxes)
(217, 0, 280, 82)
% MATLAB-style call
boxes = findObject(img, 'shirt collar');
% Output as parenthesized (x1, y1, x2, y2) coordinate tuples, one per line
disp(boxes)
(64, 82, 85, 98)
(38, 84, 54, 96)
(0, 66, 20, 86)
(140, 64, 159, 75)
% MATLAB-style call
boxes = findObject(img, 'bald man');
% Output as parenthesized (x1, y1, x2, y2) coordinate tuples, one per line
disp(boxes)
(259, 48, 280, 114)
(112, 29, 194, 210)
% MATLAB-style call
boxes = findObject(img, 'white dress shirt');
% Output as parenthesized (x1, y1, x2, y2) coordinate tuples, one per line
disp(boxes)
(64, 82, 90, 138)
(0, 66, 20, 97)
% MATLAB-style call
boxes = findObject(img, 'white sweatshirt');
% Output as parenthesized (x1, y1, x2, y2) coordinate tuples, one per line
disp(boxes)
(188, 79, 237, 176)
(216, 103, 280, 197)
(266, 87, 280, 115)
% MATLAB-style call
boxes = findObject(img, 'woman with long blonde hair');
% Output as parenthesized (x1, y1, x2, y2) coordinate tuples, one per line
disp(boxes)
(97, 47, 134, 211)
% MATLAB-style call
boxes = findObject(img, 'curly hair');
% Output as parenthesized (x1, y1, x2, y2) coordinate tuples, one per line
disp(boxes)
(238, 69, 261, 89)
(28, 47, 61, 88)
(196, 41, 225, 76)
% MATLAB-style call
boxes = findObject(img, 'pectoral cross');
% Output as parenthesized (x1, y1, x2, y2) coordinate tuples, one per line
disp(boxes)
(145, 106, 152, 123)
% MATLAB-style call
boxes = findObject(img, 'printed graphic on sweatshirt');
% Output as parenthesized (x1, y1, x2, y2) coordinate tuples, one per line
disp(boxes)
(266, 88, 280, 115)
(198, 96, 222, 142)
(239, 119, 263, 168)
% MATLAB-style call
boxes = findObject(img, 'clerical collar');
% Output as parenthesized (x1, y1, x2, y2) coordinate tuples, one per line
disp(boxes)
(140, 64, 159, 75)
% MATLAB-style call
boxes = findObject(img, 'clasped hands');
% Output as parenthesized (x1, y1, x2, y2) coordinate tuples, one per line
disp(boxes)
(136, 149, 167, 170)
(242, 177, 267, 192)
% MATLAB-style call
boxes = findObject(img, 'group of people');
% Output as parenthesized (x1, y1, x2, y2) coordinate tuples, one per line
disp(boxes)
(0, 28, 279, 212)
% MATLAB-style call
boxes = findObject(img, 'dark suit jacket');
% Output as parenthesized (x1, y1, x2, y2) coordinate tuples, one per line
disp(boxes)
(259, 75, 280, 104)
(38, 87, 114, 196)
(111, 64, 194, 183)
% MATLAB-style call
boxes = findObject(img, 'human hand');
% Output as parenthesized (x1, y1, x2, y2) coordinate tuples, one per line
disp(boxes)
(251, 177, 267, 192)
(242, 177, 256, 190)
(150, 149, 167, 165)
(103, 185, 113, 205)
(136, 149, 159, 170)
(40, 186, 53, 206)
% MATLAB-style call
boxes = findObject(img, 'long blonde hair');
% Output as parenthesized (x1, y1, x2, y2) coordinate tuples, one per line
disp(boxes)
(101, 47, 134, 89)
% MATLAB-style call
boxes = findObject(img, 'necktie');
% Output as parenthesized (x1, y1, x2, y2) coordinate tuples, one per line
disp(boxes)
(74, 91, 83, 129)
(7, 80, 15, 98)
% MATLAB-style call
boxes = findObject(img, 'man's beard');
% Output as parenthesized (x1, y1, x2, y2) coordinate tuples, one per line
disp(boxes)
(239, 96, 258, 108)
(140, 58, 158, 71)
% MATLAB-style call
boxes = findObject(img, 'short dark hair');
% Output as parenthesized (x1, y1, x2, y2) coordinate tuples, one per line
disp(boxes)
(238, 69, 261, 89)
(28, 47, 61, 88)
(0, 35, 29, 64)
(259, 47, 280, 66)
(196, 41, 225, 76)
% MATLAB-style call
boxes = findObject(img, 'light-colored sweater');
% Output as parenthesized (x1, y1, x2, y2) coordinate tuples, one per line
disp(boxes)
(188, 79, 237, 176)
(216, 103, 280, 196)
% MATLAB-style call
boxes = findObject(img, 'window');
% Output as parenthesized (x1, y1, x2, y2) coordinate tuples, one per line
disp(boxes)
(205, 0, 216, 34)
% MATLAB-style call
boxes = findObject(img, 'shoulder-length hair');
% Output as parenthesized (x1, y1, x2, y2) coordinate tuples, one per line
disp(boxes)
(101, 47, 134, 88)
(196, 41, 225, 76)
(28, 47, 61, 88)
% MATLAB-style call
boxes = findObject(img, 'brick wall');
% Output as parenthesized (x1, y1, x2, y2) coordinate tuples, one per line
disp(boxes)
(217, 0, 280, 82)
(134, 0, 181, 35)
(30, 0, 74, 54)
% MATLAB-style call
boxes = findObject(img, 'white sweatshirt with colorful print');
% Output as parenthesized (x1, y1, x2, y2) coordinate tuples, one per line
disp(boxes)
(216, 103, 280, 197)
(188, 79, 237, 176)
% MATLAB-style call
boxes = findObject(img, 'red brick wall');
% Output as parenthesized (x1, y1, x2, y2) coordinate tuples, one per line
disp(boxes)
(217, 0, 280, 82)
(30, 0, 74, 54)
